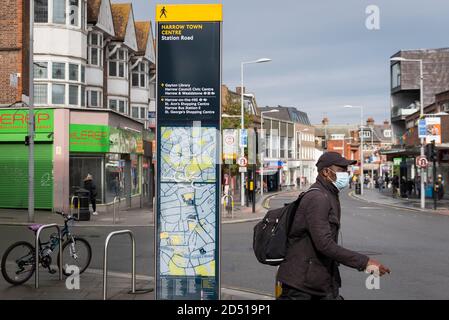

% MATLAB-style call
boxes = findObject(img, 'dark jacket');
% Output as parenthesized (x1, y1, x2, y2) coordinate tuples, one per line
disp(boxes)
(276, 175, 369, 296)
(83, 180, 97, 199)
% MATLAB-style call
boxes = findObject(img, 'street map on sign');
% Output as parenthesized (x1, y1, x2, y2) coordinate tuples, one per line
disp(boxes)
(159, 127, 217, 276)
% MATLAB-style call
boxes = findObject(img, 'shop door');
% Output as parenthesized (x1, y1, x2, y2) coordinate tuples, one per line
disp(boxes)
(0, 143, 53, 209)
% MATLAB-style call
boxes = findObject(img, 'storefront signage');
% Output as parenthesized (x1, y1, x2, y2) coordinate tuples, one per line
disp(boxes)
(109, 127, 143, 154)
(156, 3, 222, 300)
(69, 124, 110, 153)
(0, 109, 53, 133)
(425, 117, 441, 144)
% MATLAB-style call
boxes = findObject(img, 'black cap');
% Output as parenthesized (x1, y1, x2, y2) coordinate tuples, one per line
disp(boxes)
(316, 152, 357, 171)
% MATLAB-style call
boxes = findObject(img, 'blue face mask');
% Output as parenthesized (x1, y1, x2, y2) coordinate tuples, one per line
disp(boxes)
(330, 170, 349, 190)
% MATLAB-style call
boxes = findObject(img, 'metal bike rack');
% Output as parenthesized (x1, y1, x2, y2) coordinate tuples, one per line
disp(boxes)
(103, 230, 136, 300)
(35, 224, 63, 289)
(113, 196, 121, 224)
(222, 194, 234, 219)
(70, 196, 80, 220)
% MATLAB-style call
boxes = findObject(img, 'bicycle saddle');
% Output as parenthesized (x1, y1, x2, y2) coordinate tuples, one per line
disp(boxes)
(28, 224, 44, 232)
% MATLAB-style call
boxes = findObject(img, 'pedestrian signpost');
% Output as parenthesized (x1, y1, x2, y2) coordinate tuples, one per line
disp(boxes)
(155, 4, 222, 300)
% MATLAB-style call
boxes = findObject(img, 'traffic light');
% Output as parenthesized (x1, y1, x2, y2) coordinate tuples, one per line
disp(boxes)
(425, 141, 437, 161)
(24, 135, 30, 146)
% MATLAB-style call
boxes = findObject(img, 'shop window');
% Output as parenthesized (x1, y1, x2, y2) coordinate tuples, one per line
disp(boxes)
(131, 154, 140, 195)
(105, 154, 124, 203)
(69, 157, 103, 203)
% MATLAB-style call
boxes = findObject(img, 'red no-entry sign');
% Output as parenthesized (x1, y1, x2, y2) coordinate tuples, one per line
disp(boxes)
(416, 156, 428, 168)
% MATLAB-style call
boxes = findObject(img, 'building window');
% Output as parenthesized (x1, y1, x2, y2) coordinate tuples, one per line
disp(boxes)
(53, 0, 66, 24)
(69, 64, 79, 81)
(132, 62, 147, 88)
(81, 65, 85, 83)
(391, 63, 401, 89)
(131, 106, 147, 119)
(288, 137, 293, 159)
(383, 130, 392, 138)
(69, 0, 79, 26)
(34, 62, 48, 79)
(109, 48, 127, 78)
(87, 89, 102, 107)
(81, 87, 85, 107)
(52, 84, 65, 104)
(109, 99, 127, 114)
(52, 62, 65, 80)
(69, 85, 78, 105)
(88, 33, 103, 67)
(35, 0, 48, 23)
(34, 84, 48, 104)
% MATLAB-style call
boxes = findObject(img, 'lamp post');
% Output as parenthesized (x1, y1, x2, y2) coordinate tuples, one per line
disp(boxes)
(344, 105, 364, 195)
(260, 109, 279, 199)
(28, 0, 35, 222)
(391, 57, 425, 209)
(240, 58, 271, 207)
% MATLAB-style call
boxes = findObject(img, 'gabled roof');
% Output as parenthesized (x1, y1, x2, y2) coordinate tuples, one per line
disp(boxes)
(135, 21, 151, 55)
(111, 3, 132, 41)
(87, 0, 102, 23)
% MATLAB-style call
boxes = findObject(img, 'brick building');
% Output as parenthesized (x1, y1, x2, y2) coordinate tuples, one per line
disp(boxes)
(0, 0, 28, 106)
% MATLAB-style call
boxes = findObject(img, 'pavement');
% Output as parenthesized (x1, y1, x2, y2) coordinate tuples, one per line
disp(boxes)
(350, 188, 449, 215)
(0, 268, 273, 300)
(0, 190, 294, 227)
(0, 189, 298, 301)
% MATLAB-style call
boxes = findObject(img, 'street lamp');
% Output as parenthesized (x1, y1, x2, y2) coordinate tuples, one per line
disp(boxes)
(344, 105, 364, 195)
(260, 109, 279, 199)
(240, 58, 271, 207)
(391, 56, 425, 209)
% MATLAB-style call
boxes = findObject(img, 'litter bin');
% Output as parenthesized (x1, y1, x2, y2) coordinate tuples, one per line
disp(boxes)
(72, 187, 91, 221)
(355, 183, 361, 195)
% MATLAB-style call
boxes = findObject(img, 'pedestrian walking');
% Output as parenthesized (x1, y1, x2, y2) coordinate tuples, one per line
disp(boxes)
(276, 152, 390, 300)
(84, 174, 98, 216)
(377, 176, 384, 193)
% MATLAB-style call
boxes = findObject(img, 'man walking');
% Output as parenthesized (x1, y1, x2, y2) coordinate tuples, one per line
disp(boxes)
(276, 152, 390, 300)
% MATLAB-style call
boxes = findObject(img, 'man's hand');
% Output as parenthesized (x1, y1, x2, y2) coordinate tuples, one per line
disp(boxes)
(366, 259, 391, 276)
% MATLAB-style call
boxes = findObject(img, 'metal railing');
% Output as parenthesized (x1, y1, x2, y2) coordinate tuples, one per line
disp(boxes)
(35, 224, 63, 289)
(103, 230, 136, 300)
(113, 196, 121, 224)
(70, 196, 80, 220)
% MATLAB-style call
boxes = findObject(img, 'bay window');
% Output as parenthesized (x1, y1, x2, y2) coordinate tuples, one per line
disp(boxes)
(34, 84, 48, 104)
(52, 84, 65, 105)
(35, 0, 48, 23)
(88, 33, 103, 67)
(132, 62, 147, 88)
(109, 48, 127, 78)
(53, 0, 66, 24)
(109, 99, 128, 114)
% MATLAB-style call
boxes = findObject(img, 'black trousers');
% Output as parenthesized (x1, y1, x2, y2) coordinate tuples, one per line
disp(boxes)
(90, 198, 96, 212)
(277, 284, 343, 300)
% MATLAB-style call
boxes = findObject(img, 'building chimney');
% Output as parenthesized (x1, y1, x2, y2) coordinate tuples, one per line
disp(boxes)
(236, 86, 246, 95)
(366, 117, 375, 127)
(383, 120, 390, 128)
(322, 117, 329, 125)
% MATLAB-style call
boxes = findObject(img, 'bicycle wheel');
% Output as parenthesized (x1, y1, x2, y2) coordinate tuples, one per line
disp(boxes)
(1, 241, 35, 285)
(58, 237, 92, 276)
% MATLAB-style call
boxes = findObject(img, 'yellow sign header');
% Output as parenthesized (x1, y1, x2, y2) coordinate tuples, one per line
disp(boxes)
(156, 4, 223, 22)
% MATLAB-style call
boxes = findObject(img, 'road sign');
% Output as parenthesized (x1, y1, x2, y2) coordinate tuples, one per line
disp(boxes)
(240, 129, 248, 147)
(416, 156, 428, 168)
(239, 166, 247, 173)
(237, 156, 248, 167)
(418, 119, 426, 138)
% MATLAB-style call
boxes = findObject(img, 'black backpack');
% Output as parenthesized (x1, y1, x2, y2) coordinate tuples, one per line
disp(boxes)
(253, 188, 320, 266)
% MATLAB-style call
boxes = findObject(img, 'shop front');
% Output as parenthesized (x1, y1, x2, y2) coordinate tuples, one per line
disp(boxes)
(0, 109, 54, 209)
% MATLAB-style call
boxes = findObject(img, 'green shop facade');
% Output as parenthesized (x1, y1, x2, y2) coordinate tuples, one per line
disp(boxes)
(0, 107, 152, 212)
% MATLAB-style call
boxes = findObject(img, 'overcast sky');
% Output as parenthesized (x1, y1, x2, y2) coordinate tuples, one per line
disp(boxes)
(115, 0, 449, 124)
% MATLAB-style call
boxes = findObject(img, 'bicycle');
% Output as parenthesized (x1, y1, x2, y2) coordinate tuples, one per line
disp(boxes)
(1, 211, 92, 285)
